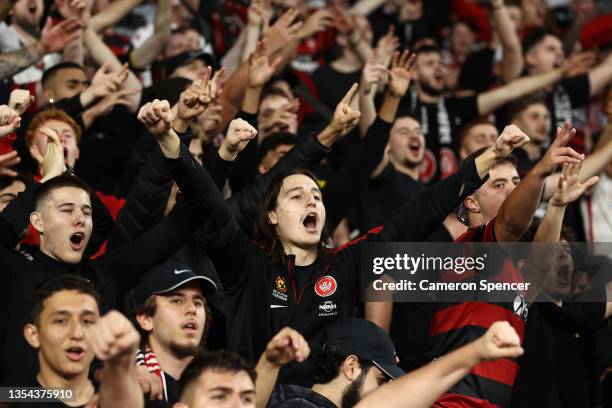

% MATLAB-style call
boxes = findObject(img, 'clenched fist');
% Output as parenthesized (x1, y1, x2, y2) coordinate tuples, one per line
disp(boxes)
(493, 125, 530, 158)
(219, 118, 258, 161)
(84, 310, 140, 362)
(137, 99, 173, 138)
(476, 321, 524, 362)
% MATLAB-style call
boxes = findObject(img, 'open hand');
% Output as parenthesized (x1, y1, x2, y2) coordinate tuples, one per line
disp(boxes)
(550, 162, 599, 207)
(533, 122, 584, 178)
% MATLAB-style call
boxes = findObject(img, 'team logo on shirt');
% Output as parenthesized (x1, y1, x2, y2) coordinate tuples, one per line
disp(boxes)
(275, 276, 288, 293)
(314, 276, 337, 297)
(439, 148, 459, 180)
(513, 293, 528, 321)
(419, 149, 437, 184)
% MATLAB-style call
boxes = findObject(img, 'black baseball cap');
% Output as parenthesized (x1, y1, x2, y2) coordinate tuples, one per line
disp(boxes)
(322, 318, 404, 379)
(132, 260, 217, 307)
(164, 50, 217, 76)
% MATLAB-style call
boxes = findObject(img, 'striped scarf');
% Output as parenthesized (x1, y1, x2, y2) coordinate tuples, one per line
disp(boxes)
(136, 345, 168, 401)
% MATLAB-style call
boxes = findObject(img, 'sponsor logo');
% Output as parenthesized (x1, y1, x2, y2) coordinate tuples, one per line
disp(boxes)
(314, 276, 337, 297)
(270, 305, 288, 309)
(318, 300, 338, 317)
(174, 269, 191, 275)
(275, 276, 288, 293)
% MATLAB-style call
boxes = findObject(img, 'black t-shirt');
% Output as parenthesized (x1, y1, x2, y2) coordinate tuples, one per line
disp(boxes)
(311, 64, 362, 112)
(546, 74, 590, 138)
(358, 164, 425, 233)
(144, 372, 179, 408)
(510, 296, 607, 408)
(400, 91, 479, 184)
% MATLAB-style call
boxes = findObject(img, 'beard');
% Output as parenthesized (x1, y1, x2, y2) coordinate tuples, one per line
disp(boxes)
(341, 368, 369, 408)
(168, 340, 200, 359)
(419, 79, 444, 97)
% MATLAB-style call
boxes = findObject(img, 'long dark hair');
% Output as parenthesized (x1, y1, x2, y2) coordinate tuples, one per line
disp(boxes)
(253, 169, 332, 265)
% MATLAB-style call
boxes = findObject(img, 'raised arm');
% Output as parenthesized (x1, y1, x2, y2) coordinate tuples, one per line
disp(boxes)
(355, 321, 524, 408)
(324, 51, 415, 230)
(89, 0, 143, 33)
(129, 0, 172, 69)
(381, 125, 530, 242)
(82, 25, 142, 112)
(0, 18, 81, 80)
(542, 122, 612, 200)
(84, 311, 143, 408)
(255, 328, 309, 408)
(490, 0, 523, 82)
(477, 68, 563, 115)
(230, 39, 282, 193)
(495, 123, 584, 242)
(588, 53, 612, 98)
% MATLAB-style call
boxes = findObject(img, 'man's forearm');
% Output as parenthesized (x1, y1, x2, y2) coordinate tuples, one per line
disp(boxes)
(84, 26, 142, 111)
(0, 43, 43, 81)
(496, 171, 545, 241)
(241, 85, 262, 114)
(99, 356, 143, 408)
(378, 93, 401, 123)
(255, 358, 281, 408)
(491, 1, 523, 82)
(588, 55, 612, 97)
(356, 341, 482, 408)
(130, 0, 171, 68)
(89, 0, 143, 32)
(533, 202, 565, 243)
(241, 25, 260, 63)
(477, 68, 563, 115)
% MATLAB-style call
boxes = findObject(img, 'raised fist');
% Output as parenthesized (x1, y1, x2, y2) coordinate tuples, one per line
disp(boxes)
(264, 327, 310, 366)
(493, 124, 530, 158)
(84, 310, 140, 362)
(137, 99, 173, 138)
(477, 321, 524, 361)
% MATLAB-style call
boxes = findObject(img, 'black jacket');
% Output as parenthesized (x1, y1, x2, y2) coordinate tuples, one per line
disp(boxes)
(269, 384, 337, 408)
(194, 149, 485, 362)
(0, 142, 210, 385)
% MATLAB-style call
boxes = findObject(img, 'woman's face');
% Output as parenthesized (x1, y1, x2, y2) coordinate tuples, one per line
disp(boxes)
(268, 174, 326, 251)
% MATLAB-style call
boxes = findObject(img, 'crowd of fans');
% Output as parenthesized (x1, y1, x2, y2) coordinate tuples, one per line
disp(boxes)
(0, 0, 611, 406)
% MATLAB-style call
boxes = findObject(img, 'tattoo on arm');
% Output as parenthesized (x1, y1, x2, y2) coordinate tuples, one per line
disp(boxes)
(0, 43, 42, 80)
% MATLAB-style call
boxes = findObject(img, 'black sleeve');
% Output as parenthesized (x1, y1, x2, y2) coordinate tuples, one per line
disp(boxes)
(225, 134, 330, 234)
(379, 156, 483, 242)
(84, 192, 115, 257)
(323, 117, 391, 231)
(96, 142, 250, 291)
(562, 74, 591, 109)
(229, 110, 259, 194)
(0, 178, 39, 250)
(203, 146, 235, 191)
(107, 147, 174, 250)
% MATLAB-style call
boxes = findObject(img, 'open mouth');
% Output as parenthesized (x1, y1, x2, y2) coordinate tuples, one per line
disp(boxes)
(303, 212, 318, 232)
(408, 142, 421, 153)
(182, 321, 198, 334)
(65, 346, 85, 361)
(69, 232, 85, 251)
